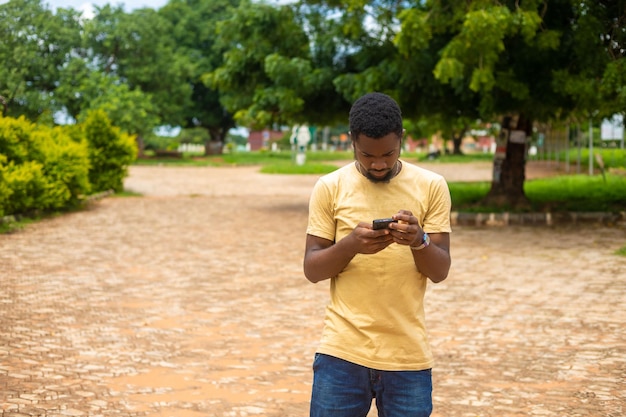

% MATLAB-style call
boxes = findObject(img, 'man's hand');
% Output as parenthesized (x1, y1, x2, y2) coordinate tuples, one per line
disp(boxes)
(350, 221, 395, 254)
(387, 210, 424, 247)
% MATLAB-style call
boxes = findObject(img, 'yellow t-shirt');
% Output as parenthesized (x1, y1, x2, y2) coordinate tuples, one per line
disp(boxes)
(306, 160, 452, 371)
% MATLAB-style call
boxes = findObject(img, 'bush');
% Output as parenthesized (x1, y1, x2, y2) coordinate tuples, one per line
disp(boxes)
(0, 115, 40, 164)
(0, 116, 91, 216)
(37, 126, 91, 206)
(81, 110, 137, 192)
(2, 160, 49, 215)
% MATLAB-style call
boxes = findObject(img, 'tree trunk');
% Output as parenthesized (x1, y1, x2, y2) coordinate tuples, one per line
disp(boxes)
(483, 114, 532, 209)
(204, 127, 226, 155)
(451, 130, 465, 155)
(135, 135, 145, 158)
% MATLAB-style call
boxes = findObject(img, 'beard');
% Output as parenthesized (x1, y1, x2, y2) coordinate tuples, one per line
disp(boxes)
(354, 158, 398, 183)
(362, 166, 396, 183)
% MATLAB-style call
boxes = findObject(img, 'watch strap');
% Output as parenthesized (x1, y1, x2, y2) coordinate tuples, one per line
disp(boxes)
(410, 232, 430, 251)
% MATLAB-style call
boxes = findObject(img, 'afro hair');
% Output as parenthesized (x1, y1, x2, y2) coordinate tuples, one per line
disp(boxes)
(349, 92, 403, 140)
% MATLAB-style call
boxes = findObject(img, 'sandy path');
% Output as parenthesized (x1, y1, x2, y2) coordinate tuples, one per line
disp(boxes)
(1, 161, 624, 417)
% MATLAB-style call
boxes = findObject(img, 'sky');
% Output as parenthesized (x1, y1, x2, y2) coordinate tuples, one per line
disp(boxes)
(45, 0, 168, 18)
(2, 0, 289, 18)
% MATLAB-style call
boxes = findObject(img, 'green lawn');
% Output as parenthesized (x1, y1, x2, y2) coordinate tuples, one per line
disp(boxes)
(448, 174, 626, 213)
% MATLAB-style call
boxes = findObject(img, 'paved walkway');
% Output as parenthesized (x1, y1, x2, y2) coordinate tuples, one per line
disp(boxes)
(1, 162, 625, 417)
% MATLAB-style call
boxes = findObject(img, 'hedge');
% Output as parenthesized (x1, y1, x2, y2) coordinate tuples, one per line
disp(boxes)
(0, 111, 136, 218)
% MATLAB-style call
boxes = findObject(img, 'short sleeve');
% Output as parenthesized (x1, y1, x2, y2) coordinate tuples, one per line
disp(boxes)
(424, 176, 452, 233)
(306, 178, 337, 242)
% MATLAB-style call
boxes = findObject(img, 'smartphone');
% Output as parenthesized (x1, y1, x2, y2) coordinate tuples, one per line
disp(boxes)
(372, 217, 398, 230)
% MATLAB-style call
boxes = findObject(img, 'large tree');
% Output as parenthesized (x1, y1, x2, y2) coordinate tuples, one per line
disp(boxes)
(158, 0, 241, 154)
(55, 58, 159, 139)
(396, 0, 625, 207)
(552, 1, 626, 122)
(82, 5, 190, 127)
(0, 0, 81, 121)
(275, 0, 484, 154)
(291, 0, 623, 207)
(208, 0, 350, 130)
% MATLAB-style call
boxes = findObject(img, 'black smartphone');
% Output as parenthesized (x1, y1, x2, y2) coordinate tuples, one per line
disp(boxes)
(372, 217, 398, 230)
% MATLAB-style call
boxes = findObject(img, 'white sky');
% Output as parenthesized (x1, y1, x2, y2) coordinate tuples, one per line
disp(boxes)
(3, 0, 288, 18)
(45, 0, 168, 18)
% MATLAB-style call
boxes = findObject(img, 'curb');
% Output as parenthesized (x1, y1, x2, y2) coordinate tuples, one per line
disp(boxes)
(451, 211, 626, 227)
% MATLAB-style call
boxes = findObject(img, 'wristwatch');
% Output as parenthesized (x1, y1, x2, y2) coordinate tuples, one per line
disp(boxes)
(410, 232, 430, 251)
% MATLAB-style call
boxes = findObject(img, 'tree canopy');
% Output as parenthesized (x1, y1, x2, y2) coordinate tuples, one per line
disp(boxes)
(1, 0, 623, 198)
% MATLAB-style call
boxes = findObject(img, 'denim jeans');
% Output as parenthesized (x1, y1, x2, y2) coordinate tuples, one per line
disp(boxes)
(310, 353, 433, 417)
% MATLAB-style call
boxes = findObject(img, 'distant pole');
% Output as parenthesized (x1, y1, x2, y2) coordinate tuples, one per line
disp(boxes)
(589, 117, 593, 175)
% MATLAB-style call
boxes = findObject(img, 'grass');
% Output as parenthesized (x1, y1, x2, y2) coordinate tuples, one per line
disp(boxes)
(260, 162, 339, 174)
(449, 174, 626, 213)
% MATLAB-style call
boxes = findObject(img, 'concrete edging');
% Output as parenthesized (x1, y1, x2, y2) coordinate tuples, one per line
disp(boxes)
(451, 211, 626, 227)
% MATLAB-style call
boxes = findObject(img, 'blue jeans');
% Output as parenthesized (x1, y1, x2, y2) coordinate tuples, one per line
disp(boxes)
(310, 353, 433, 417)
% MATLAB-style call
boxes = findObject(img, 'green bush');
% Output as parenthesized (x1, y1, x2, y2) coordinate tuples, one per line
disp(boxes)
(81, 110, 137, 192)
(2, 160, 49, 214)
(37, 126, 91, 206)
(0, 116, 91, 216)
(0, 115, 40, 164)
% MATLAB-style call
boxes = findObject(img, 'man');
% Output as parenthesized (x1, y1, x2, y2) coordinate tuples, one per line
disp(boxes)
(303, 92, 452, 417)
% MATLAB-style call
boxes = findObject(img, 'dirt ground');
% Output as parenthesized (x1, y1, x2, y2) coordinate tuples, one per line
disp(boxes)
(1, 160, 625, 417)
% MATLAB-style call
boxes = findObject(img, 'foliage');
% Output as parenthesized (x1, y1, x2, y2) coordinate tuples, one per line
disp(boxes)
(176, 127, 211, 145)
(525, 174, 626, 212)
(449, 173, 626, 213)
(1, 0, 624, 210)
(83, 5, 190, 129)
(562, 148, 626, 171)
(207, 0, 349, 129)
(0, 0, 82, 120)
(34, 126, 92, 206)
(159, 0, 240, 145)
(0, 155, 10, 216)
(2, 160, 49, 215)
(260, 162, 338, 175)
(56, 59, 160, 137)
(0, 115, 91, 216)
(551, 0, 626, 121)
(81, 110, 137, 192)
(395, 0, 582, 121)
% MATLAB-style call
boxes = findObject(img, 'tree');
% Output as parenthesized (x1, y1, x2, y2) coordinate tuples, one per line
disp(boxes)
(396, 0, 625, 208)
(159, 0, 241, 154)
(82, 5, 191, 131)
(208, 0, 350, 131)
(55, 58, 160, 141)
(291, 0, 483, 152)
(552, 0, 626, 121)
(0, 0, 81, 121)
